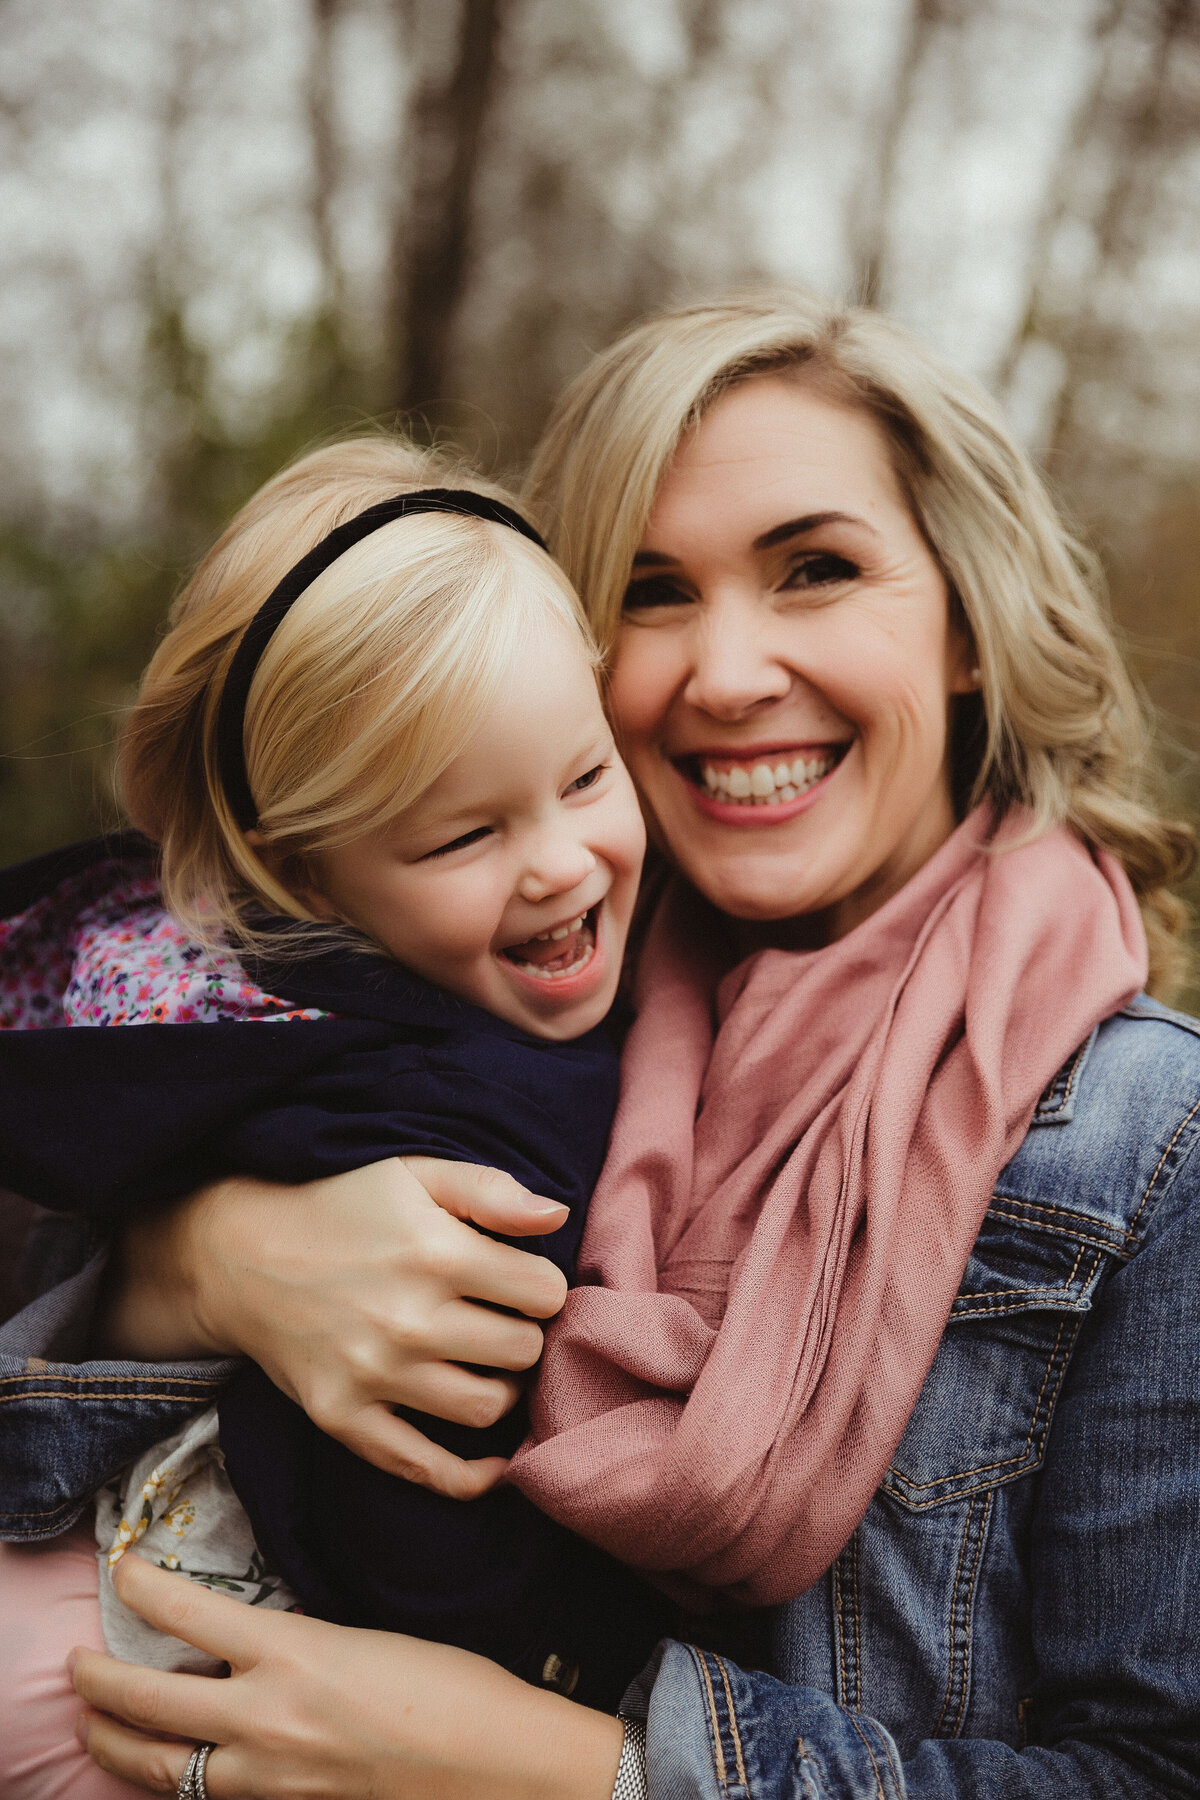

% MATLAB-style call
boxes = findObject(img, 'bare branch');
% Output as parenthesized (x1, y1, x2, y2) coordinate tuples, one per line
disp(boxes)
(848, 0, 950, 309)
(390, 0, 507, 415)
(308, 0, 345, 323)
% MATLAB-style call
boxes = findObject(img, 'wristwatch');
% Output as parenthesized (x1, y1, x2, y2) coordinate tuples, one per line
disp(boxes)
(611, 1716, 648, 1799)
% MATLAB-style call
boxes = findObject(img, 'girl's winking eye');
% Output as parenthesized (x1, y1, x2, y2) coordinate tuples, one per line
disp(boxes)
(420, 825, 492, 861)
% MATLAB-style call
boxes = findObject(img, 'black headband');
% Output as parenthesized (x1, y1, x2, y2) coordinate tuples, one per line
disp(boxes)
(215, 488, 548, 832)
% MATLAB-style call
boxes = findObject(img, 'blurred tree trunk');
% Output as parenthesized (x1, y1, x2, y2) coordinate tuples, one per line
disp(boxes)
(998, 0, 1197, 470)
(390, 0, 507, 417)
(849, 0, 949, 308)
(308, 0, 344, 325)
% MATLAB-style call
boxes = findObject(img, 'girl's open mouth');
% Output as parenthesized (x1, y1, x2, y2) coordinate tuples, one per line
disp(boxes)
(500, 906, 599, 982)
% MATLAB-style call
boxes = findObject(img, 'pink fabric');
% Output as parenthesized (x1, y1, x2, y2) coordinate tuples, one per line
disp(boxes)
(512, 809, 1148, 1606)
(0, 1518, 142, 1799)
(0, 864, 325, 1030)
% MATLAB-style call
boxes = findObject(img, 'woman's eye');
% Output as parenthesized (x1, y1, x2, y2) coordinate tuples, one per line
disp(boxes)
(783, 552, 859, 590)
(421, 826, 492, 860)
(622, 575, 691, 612)
(566, 763, 606, 795)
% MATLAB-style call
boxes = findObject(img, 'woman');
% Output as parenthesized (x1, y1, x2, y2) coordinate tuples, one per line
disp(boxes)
(5, 290, 1199, 1799)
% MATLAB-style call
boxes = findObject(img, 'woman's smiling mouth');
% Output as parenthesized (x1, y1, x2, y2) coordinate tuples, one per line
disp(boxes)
(674, 743, 851, 822)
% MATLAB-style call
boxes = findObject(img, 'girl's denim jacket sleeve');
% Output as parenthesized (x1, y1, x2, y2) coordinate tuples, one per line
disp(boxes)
(4, 1000, 1200, 1799)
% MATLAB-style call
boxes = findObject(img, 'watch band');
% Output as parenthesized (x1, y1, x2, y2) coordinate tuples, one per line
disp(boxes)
(611, 1715, 648, 1799)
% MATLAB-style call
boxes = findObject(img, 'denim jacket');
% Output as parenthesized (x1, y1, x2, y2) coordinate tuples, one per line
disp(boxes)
(3, 999, 1200, 1798)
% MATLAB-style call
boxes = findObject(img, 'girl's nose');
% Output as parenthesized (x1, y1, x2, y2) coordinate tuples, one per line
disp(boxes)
(682, 600, 793, 720)
(517, 831, 597, 905)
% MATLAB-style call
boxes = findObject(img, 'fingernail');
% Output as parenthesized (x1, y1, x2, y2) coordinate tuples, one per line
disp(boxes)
(525, 1200, 568, 1216)
(74, 1713, 88, 1746)
(66, 1649, 77, 1676)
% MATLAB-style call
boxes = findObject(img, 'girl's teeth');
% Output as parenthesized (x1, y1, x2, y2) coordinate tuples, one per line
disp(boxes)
(511, 941, 594, 980)
(697, 753, 838, 805)
(533, 913, 586, 944)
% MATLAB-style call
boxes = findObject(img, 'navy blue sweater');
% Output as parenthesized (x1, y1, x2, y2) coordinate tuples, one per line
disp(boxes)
(0, 836, 670, 1705)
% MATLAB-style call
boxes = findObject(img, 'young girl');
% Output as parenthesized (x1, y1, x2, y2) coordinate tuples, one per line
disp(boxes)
(0, 438, 660, 1783)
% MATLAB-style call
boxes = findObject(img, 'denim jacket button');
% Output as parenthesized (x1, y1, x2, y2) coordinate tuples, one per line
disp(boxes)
(540, 1650, 580, 1695)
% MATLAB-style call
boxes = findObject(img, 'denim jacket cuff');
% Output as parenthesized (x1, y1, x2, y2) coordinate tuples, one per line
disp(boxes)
(630, 1639, 906, 1800)
(0, 1241, 240, 1542)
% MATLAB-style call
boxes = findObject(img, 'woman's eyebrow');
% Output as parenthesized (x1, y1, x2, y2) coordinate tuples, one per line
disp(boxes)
(753, 511, 880, 550)
(631, 511, 881, 568)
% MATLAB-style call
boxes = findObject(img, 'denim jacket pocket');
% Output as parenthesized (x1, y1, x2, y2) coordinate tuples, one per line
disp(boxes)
(882, 1198, 1126, 1511)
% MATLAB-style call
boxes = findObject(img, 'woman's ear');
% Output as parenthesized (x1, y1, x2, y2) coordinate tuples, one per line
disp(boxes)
(243, 831, 340, 921)
(945, 600, 982, 697)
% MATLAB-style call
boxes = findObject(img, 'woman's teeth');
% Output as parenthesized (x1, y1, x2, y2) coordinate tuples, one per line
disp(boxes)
(698, 751, 840, 805)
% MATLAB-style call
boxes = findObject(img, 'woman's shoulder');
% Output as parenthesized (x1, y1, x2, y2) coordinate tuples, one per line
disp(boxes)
(1000, 995, 1200, 1247)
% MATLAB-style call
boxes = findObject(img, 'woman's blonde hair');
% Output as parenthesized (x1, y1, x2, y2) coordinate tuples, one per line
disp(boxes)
(121, 435, 596, 949)
(525, 289, 1193, 998)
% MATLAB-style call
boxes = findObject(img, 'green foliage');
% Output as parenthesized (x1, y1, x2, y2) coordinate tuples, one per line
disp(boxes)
(0, 302, 383, 864)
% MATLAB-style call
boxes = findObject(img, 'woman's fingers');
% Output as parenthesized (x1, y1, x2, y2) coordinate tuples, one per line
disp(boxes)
(337, 1405, 510, 1496)
(428, 1297, 547, 1372)
(448, 1231, 569, 1320)
(395, 1357, 525, 1424)
(72, 1646, 231, 1748)
(107, 1554, 268, 1668)
(79, 1709, 195, 1796)
(80, 1710, 244, 1799)
(403, 1155, 569, 1239)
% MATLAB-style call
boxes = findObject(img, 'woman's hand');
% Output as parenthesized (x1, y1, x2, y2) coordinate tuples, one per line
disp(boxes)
(73, 1555, 625, 1800)
(99, 1157, 570, 1497)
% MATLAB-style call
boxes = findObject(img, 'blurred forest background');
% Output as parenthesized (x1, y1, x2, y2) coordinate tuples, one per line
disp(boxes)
(2, 0, 1200, 919)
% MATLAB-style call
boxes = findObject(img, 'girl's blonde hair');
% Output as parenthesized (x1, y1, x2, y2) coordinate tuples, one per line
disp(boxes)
(121, 436, 596, 949)
(525, 289, 1194, 998)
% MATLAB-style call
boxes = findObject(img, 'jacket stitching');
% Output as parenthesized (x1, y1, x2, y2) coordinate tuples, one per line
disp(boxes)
(0, 1374, 220, 1389)
(0, 1500, 94, 1521)
(0, 1389, 219, 1406)
(713, 1654, 749, 1793)
(936, 1491, 992, 1738)
(1128, 1093, 1200, 1237)
(977, 1208, 1122, 1255)
(845, 1713, 887, 1800)
(951, 1245, 1105, 1313)
(890, 1317, 1070, 1488)
(794, 1735, 823, 1800)
(851, 1527, 863, 1712)
(934, 1497, 977, 1733)
(950, 1490, 992, 1736)
(886, 1316, 1077, 1502)
(832, 1532, 861, 1710)
(875, 1721, 903, 1796)
(1035, 1038, 1088, 1118)
(690, 1645, 729, 1794)
(952, 1239, 1087, 1306)
(833, 1551, 848, 1707)
(983, 1197, 1132, 1251)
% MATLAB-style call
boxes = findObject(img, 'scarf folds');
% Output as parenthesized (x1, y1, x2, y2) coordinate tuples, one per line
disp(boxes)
(510, 808, 1148, 1607)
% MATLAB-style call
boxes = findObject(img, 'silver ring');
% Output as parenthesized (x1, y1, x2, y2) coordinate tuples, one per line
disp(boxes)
(177, 1747, 202, 1800)
(193, 1743, 215, 1800)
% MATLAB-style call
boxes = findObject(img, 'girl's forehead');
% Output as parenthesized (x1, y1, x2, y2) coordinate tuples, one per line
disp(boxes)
(404, 636, 609, 817)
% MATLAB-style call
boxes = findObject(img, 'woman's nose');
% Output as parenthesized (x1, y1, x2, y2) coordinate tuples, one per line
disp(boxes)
(517, 830, 597, 904)
(682, 601, 793, 720)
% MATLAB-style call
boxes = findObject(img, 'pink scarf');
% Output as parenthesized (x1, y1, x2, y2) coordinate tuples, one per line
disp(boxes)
(510, 809, 1147, 1606)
